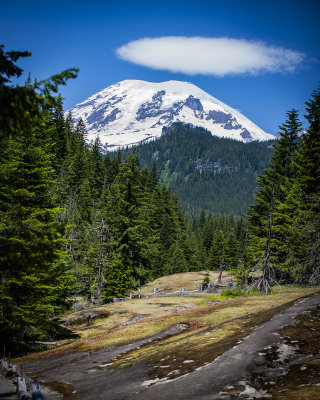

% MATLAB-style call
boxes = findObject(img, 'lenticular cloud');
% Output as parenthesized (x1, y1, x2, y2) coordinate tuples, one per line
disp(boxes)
(116, 36, 304, 77)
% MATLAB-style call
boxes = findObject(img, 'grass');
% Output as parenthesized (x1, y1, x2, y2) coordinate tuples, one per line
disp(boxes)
(14, 272, 320, 374)
(137, 270, 234, 295)
(107, 287, 320, 379)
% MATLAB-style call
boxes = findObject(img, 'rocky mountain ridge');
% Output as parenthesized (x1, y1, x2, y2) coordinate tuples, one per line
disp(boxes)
(67, 80, 275, 151)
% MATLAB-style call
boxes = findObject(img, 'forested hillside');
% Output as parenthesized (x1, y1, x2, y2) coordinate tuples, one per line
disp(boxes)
(121, 124, 275, 216)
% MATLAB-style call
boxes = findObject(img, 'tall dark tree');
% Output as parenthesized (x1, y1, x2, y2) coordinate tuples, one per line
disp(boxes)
(247, 110, 302, 290)
(0, 134, 70, 350)
(0, 46, 78, 351)
(284, 88, 320, 284)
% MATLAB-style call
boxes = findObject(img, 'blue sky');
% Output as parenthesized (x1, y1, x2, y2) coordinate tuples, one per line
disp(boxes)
(1, 0, 319, 135)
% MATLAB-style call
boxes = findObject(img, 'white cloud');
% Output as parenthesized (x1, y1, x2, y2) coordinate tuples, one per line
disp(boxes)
(116, 36, 305, 77)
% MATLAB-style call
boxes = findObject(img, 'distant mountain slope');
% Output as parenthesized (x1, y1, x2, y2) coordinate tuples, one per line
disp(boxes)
(121, 124, 275, 216)
(68, 80, 275, 151)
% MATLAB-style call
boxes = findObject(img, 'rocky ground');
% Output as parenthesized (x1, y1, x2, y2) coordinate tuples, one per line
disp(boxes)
(4, 289, 319, 400)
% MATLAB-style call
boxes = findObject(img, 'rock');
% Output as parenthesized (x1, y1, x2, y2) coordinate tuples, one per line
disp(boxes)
(185, 95, 203, 112)
(63, 310, 109, 326)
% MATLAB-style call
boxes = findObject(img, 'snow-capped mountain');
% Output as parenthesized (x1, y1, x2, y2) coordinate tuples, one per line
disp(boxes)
(67, 80, 274, 151)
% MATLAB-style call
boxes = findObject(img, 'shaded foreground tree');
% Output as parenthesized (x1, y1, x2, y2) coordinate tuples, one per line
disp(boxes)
(0, 46, 78, 352)
(0, 133, 70, 349)
(246, 90, 320, 291)
(285, 87, 320, 284)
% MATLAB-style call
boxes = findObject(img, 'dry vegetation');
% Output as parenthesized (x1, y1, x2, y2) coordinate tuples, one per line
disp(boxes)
(15, 272, 320, 377)
(137, 270, 233, 294)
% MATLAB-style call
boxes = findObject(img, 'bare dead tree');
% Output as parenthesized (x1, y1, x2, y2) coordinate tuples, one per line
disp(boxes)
(261, 179, 275, 293)
(87, 201, 95, 300)
(97, 214, 105, 306)
(249, 174, 281, 293)
(217, 236, 225, 285)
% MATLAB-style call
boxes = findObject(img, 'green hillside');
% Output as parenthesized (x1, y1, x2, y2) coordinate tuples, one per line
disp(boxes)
(121, 123, 275, 216)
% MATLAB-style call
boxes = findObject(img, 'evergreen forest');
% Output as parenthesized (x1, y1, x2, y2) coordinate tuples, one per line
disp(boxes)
(121, 124, 275, 216)
(0, 46, 319, 353)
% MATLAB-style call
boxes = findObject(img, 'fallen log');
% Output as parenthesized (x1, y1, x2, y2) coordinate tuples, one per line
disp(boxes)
(33, 341, 58, 346)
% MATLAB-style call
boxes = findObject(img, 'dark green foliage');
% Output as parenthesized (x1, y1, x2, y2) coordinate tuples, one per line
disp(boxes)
(296, 89, 320, 196)
(202, 271, 210, 287)
(0, 45, 78, 145)
(0, 134, 71, 350)
(121, 123, 274, 217)
(0, 46, 77, 353)
(284, 88, 320, 284)
(246, 89, 320, 289)
(103, 259, 134, 302)
(208, 230, 225, 270)
(191, 212, 247, 274)
(246, 110, 302, 285)
(225, 232, 240, 270)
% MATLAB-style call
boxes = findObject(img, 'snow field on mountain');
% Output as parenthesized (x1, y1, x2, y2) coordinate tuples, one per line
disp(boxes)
(68, 79, 274, 150)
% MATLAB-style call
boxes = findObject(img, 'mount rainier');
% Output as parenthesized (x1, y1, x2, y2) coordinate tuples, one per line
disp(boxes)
(67, 80, 275, 151)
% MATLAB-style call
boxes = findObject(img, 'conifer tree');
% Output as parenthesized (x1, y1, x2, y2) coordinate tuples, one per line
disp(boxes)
(163, 242, 188, 274)
(224, 232, 239, 270)
(89, 137, 105, 199)
(208, 230, 224, 270)
(285, 88, 320, 284)
(0, 134, 70, 349)
(0, 46, 78, 351)
(296, 88, 320, 196)
(246, 110, 302, 290)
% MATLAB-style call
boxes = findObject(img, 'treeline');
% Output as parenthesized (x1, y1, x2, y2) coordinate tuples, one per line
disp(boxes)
(121, 124, 275, 216)
(244, 91, 320, 291)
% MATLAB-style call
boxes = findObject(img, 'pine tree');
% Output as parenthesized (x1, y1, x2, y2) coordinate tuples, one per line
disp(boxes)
(208, 230, 224, 271)
(163, 242, 188, 275)
(102, 151, 143, 288)
(285, 88, 320, 284)
(0, 134, 70, 350)
(89, 137, 105, 200)
(0, 46, 78, 351)
(246, 110, 302, 290)
(296, 88, 320, 196)
(103, 259, 134, 302)
(224, 232, 239, 270)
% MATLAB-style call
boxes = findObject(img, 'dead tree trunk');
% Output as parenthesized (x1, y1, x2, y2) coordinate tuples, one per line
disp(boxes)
(217, 236, 225, 285)
(261, 175, 276, 293)
(97, 215, 105, 306)
(88, 201, 95, 300)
